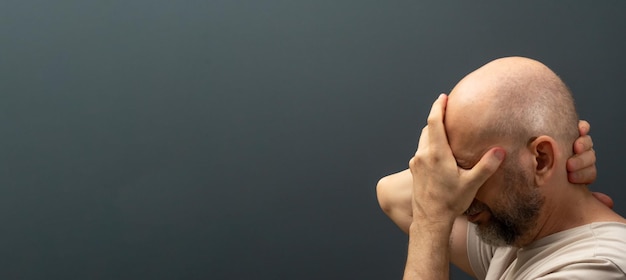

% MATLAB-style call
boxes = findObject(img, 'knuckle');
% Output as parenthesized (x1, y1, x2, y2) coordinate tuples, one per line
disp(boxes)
(409, 155, 424, 169)
(411, 151, 431, 164)
(578, 137, 588, 150)
(426, 115, 438, 126)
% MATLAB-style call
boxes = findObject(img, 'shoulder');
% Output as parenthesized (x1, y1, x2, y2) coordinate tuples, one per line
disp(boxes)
(520, 222, 626, 278)
(534, 261, 625, 280)
(586, 223, 626, 270)
(561, 223, 626, 261)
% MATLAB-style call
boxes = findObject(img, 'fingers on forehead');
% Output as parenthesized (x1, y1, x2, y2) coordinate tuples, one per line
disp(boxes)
(427, 94, 449, 146)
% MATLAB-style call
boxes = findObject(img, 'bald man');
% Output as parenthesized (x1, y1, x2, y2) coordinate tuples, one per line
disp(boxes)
(397, 57, 626, 279)
(377, 120, 601, 235)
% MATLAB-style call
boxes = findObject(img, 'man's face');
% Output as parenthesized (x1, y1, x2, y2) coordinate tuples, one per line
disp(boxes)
(445, 88, 544, 247)
(465, 155, 544, 246)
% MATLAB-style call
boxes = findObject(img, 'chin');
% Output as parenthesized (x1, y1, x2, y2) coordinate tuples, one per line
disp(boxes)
(475, 217, 520, 247)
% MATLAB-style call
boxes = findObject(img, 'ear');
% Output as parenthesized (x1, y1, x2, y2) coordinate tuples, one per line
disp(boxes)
(529, 136, 558, 185)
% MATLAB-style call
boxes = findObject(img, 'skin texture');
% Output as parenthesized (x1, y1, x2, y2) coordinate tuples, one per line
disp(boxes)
(403, 94, 504, 280)
(376, 120, 606, 236)
(385, 57, 625, 279)
(443, 57, 625, 247)
(376, 120, 605, 277)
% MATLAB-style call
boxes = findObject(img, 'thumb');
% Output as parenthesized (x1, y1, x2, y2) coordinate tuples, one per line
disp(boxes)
(591, 192, 614, 209)
(464, 147, 506, 191)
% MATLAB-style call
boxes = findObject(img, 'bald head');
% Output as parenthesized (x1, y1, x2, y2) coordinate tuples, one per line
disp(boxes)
(445, 56, 579, 161)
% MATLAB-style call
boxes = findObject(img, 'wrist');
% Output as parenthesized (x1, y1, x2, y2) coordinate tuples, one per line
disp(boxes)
(409, 216, 455, 238)
(411, 208, 458, 230)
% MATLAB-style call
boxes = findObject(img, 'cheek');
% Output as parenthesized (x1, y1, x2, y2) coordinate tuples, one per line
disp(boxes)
(474, 171, 504, 204)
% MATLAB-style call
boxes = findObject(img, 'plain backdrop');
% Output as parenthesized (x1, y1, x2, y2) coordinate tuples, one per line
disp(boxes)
(1, 1, 625, 279)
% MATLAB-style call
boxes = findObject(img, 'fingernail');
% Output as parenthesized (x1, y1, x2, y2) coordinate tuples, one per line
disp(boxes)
(494, 149, 505, 161)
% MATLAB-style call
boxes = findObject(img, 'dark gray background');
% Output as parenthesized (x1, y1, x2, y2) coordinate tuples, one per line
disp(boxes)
(1, 1, 624, 279)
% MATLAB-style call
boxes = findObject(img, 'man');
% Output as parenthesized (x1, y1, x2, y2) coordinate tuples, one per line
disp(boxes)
(376, 120, 601, 234)
(378, 57, 626, 279)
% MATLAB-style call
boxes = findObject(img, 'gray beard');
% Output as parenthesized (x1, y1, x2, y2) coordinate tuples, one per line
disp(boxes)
(474, 163, 544, 247)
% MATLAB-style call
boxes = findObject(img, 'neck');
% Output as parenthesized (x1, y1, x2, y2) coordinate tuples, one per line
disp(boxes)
(522, 183, 625, 247)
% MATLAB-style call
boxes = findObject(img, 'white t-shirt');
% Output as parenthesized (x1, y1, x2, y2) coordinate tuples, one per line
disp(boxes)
(467, 222, 626, 279)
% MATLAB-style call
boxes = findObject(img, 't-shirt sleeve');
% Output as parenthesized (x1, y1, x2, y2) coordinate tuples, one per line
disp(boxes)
(466, 223, 497, 280)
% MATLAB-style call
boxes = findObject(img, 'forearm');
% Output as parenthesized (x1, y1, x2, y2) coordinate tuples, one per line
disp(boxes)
(403, 220, 455, 280)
